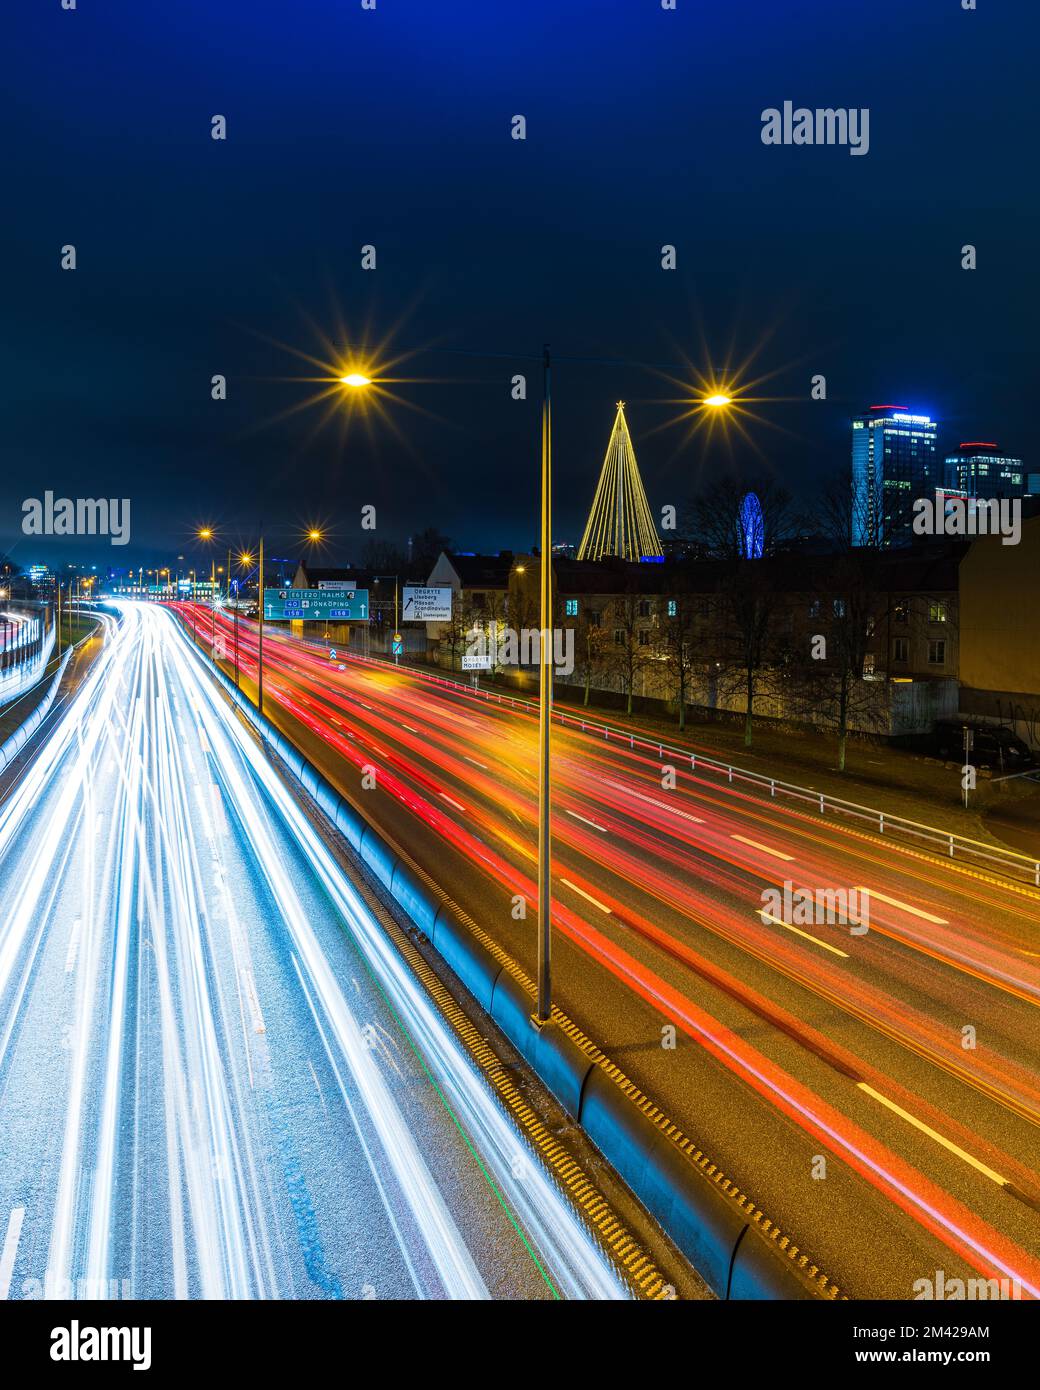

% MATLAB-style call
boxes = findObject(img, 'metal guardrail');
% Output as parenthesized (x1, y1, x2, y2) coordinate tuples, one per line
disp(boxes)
(326, 644, 1040, 890)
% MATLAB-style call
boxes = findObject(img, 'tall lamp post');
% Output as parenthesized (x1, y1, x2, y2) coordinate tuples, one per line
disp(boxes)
(535, 345, 553, 1024)
(337, 353, 731, 1027)
(257, 527, 265, 715)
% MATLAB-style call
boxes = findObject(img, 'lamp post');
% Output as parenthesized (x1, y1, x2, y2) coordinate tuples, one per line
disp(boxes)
(535, 344, 553, 1024)
(235, 551, 253, 689)
(335, 351, 733, 1027)
(257, 528, 265, 715)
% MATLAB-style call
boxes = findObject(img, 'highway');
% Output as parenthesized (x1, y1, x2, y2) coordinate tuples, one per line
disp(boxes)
(192, 603, 1040, 1299)
(0, 604, 634, 1301)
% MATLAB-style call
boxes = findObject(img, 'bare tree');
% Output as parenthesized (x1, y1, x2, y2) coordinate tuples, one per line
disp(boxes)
(657, 580, 699, 731)
(573, 607, 609, 707)
(687, 477, 797, 747)
(801, 472, 887, 770)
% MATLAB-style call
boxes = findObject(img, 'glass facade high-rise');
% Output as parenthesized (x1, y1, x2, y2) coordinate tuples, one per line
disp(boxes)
(851, 406, 938, 547)
(943, 442, 1024, 499)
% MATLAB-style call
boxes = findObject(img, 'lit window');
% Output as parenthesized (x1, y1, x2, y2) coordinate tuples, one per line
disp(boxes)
(929, 601, 947, 624)
(565, 598, 578, 617)
(667, 599, 677, 617)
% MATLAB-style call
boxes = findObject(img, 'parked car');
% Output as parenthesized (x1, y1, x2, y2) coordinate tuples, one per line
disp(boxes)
(933, 719, 1036, 771)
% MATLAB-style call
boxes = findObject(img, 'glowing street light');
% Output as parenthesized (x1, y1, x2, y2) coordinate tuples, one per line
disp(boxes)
(340, 372, 371, 388)
(704, 393, 732, 408)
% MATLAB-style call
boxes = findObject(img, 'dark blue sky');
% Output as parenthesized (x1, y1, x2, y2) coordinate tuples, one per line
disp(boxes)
(3, 0, 1036, 567)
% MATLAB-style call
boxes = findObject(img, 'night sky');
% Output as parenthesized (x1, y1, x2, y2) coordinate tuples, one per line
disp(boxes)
(3, 0, 1037, 568)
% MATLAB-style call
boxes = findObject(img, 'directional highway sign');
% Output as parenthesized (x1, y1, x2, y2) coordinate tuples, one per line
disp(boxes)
(263, 588, 369, 622)
(401, 586, 453, 621)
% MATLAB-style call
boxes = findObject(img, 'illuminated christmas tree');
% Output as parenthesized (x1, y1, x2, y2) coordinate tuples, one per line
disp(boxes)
(576, 403, 663, 562)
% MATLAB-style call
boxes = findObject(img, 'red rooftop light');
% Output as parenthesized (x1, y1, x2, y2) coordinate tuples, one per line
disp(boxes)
(870, 404, 909, 411)
(959, 441, 998, 450)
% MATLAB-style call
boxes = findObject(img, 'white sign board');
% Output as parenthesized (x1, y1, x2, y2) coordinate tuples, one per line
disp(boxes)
(317, 580, 356, 591)
(461, 653, 491, 671)
(402, 585, 453, 622)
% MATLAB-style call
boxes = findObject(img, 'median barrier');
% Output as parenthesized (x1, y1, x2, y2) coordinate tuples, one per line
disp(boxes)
(431, 903, 503, 1013)
(0, 647, 73, 777)
(489, 971, 594, 1119)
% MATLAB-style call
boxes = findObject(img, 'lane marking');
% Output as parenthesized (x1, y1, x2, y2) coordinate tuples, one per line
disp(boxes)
(64, 919, 82, 975)
(465, 756, 489, 770)
(401, 724, 419, 734)
(561, 878, 612, 914)
(0, 1207, 25, 1301)
(732, 834, 794, 862)
(757, 911, 849, 959)
(857, 1083, 1007, 1186)
(603, 780, 704, 823)
(852, 888, 948, 925)
(565, 809, 608, 833)
(439, 793, 466, 812)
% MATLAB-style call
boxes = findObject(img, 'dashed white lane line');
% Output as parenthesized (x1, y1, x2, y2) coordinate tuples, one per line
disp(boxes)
(0, 1206, 26, 1300)
(604, 781, 705, 824)
(561, 879, 612, 914)
(757, 911, 849, 959)
(852, 888, 948, 925)
(401, 724, 420, 734)
(439, 793, 466, 812)
(857, 1083, 1007, 1186)
(565, 809, 608, 833)
(465, 756, 489, 770)
(64, 919, 82, 975)
(732, 834, 794, 862)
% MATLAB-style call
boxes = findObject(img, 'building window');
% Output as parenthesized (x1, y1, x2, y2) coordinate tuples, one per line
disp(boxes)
(697, 598, 709, 619)
(638, 599, 652, 618)
(667, 599, 677, 618)
(928, 639, 946, 665)
(587, 609, 601, 628)
(808, 599, 820, 618)
(863, 654, 875, 677)
(638, 629, 651, 646)
(613, 628, 625, 646)
(893, 637, 909, 663)
(564, 598, 578, 617)
(833, 598, 846, 618)
(929, 601, 947, 624)
(893, 601, 909, 625)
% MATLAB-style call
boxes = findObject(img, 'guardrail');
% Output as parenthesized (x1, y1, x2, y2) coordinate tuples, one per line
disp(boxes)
(311, 642, 1040, 890)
